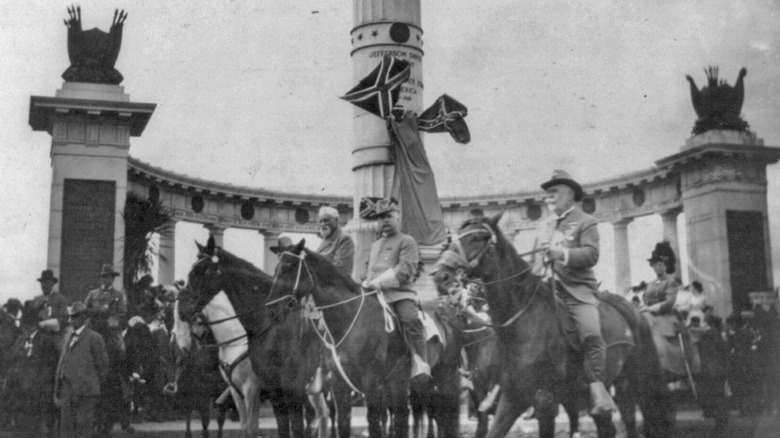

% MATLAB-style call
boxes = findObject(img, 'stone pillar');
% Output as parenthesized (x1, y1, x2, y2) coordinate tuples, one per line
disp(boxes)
(157, 219, 178, 285)
(347, 0, 424, 284)
(612, 218, 633, 295)
(660, 208, 682, 275)
(30, 83, 155, 301)
(260, 230, 281, 274)
(204, 224, 227, 248)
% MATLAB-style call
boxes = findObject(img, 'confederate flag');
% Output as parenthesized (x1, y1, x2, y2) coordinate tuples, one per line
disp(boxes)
(417, 94, 471, 144)
(340, 55, 411, 119)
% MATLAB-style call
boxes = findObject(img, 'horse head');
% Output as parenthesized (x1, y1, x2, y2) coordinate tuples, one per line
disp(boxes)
(433, 213, 507, 295)
(267, 238, 311, 305)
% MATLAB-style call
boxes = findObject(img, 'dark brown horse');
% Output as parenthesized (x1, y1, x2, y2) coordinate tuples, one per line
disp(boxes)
(267, 239, 412, 438)
(182, 236, 323, 438)
(433, 214, 673, 438)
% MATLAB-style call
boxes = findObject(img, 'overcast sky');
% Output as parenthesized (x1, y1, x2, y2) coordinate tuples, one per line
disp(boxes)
(2, 1, 780, 303)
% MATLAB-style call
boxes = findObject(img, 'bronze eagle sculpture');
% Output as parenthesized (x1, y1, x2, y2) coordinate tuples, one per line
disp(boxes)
(686, 66, 748, 135)
(62, 5, 128, 85)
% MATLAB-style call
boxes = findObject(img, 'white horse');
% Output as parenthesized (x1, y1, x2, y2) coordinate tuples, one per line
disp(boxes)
(169, 286, 262, 438)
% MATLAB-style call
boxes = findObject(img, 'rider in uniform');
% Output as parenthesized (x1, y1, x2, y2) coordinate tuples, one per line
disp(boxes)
(360, 197, 430, 383)
(533, 169, 616, 415)
(85, 264, 128, 350)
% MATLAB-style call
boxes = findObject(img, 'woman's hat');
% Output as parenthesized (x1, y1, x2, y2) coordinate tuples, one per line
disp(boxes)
(358, 197, 399, 220)
(37, 269, 59, 284)
(99, 263, 120, 277)
(540, 169, 585, 202)
(648, 241, 676, 274)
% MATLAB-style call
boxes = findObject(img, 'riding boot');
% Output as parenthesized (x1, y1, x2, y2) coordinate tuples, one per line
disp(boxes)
(402, 319, 431, 383)
(582, 334, 616, 415)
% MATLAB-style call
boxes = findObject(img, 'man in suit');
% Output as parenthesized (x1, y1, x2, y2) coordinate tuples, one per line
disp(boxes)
(533, 169, 616, 415)
(315, 206, 355, 277)
(56, 301, 109, 438)
(32, 270, 69, 340)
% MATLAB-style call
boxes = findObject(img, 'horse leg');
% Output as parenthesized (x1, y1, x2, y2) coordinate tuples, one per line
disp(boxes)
(200, 398, 212, 438)
(591, 412, 616, 438)
(308, 391, 330, 438)
(410, 387, 425, 438)
(613, 377, 639, 438)
(483, 391, 529, 438)
(289, 392, 307, 438)
(216, 397, 228, 438)
(245, 382, 262, 438)
(185, 408, 193, 438)
(389, 379, 410, 438)
(271, 396, 292, 438)
(637, 390, 674, 438)
(561, 398, 581, 438)
(536, 403, 559, 438)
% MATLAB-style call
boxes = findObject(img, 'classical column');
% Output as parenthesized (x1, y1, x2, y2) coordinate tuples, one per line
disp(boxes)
(347, 0, 424, 283)
(260, 230, 281, 274)
(660, 208, 682, 271)
(157, 219, 178, 285)
(30, 83, 155, 301)
(204, 223, 227, 247)
(612, 218, 633, 295)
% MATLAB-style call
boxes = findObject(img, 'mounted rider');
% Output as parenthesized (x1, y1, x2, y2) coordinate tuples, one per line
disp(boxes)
(85, 264, 128, 351)
(360, 197, 430, 383)
(315, 206, 355, 277)
(532, 169, 616, 415)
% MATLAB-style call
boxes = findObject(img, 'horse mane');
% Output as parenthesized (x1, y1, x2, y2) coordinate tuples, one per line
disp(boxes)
(302, 248, 361, 294)
(459, 216, 532, 276)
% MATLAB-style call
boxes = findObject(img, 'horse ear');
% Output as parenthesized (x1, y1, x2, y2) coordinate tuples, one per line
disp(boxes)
(206, 235, 216, 253)
(195, 240, 204, 253)
(295, 239, 306, 252)
(488, 211, 504, 229)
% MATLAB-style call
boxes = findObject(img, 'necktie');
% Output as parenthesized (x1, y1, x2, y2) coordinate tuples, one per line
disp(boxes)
(68, 333, 79, 349)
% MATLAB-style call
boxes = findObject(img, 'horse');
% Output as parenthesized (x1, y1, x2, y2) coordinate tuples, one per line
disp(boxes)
(182, 236, 327, 438)
(0, 306, 23, 430)
(172, 288, 263, 438)
(432, 214, 673, 438)
(160, 315, 231, 438)
(266, 238, 413, 438)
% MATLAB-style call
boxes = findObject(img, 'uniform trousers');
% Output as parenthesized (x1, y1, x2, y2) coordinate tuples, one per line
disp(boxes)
(558, 287, 606, 383)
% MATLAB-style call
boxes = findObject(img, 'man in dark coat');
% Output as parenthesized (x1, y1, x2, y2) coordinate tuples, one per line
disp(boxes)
(56, 301, 109, 438)
(533, 170, 615, 415)
(32, 269, 69, 345)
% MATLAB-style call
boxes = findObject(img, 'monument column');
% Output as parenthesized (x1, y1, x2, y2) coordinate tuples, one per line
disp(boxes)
(30, 84, 155, 301)
(260, 230, 282, 274)
(157, 219, 178, 285)
(204, 224, 227, 247)
(660, 208, 682, 275)
(612, 218, 633, 295)
(346, 0, 424, 282)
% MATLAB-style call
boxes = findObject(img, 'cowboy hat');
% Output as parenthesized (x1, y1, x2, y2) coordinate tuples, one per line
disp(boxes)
(99, 263, 120, 277)
(67, 301, 88, 316)
(37, 269, 59, 284)
(270, 236, 294, 253)
(540, 169, 585, 202)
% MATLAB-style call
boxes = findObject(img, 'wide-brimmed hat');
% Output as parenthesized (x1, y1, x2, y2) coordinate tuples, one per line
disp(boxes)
(270, 236, 294, 253)
(68, 301, 88, 316)
(99, 263, 120, 277)
(37, 269, 58, 284)
(540, 169, 585, 202)
(648, 241, 676, 274)
(359, 197, 399, 220)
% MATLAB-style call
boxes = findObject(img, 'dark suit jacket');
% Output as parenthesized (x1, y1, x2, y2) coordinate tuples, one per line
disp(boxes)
(56, 327, 109, 396)
(534, 207, 600, 305)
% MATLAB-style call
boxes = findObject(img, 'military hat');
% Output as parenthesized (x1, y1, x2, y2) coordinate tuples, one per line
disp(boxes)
(358, 197, 399, 220)
(99, 263, 120, 277)
(540, 169, 585, 202)
(37, 269, 58, 284)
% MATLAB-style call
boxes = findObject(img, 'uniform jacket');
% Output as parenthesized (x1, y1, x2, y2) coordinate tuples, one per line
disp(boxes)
(33, 291, 69, 330)
(366, 231, 419, 303)
(85, 286, 128, 330)
(316, 228, 355, 277)
(56, 327, 109, 396)
(533, 207, 600, 305)
(643, 274, 679, 315)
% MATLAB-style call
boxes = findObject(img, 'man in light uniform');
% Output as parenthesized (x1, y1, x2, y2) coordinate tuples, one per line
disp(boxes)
(361, 197, 430, 383)
(533, 170, 616, 415)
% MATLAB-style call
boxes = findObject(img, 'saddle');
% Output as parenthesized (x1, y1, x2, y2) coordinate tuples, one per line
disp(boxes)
(553, 294, 636, 353)
(642, 311, 701, 376)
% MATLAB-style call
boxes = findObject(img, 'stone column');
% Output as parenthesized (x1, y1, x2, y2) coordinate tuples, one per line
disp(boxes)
(30, 83, 155, 301)
(612, 218, 633, 295)
(157, 219, 178, 285)
(204, 224, 227, 247)
(260, 230, 281, 274)
(347, 0, 424, 283)
(660, 208, 682, 275)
